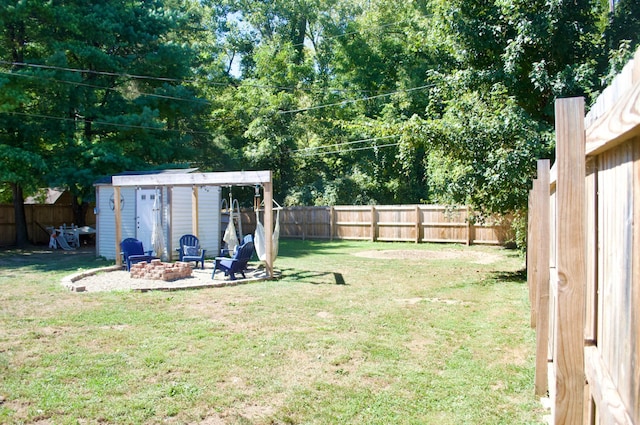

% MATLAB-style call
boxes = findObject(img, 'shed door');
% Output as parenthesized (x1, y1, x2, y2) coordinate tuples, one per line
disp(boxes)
(136, 189, 157, 250)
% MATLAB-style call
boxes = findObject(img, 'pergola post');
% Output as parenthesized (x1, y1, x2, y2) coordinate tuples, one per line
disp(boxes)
(192, 185, 199, 236)
(114, 186, 122, 267)
(264, 175, 273, 278)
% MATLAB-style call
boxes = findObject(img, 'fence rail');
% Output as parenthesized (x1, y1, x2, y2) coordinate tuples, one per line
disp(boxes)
(242, 204, 512, 245)
(2, 203, 512, 247)
(528, 48, 640, 424)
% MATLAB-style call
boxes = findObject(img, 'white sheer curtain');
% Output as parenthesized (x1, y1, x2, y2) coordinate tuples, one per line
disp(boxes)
(254, 208, 280, 263)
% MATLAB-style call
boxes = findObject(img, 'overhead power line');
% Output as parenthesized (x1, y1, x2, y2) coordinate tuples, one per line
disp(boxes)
(0, 111, 210, 135)
(278, 83, 434, 114)
(0, 60, 358, 94)
(289, 134, 399, 153)
(1, 64, 434, 116)
(295, 141, 401, 157)
(0, 71, 210, 104)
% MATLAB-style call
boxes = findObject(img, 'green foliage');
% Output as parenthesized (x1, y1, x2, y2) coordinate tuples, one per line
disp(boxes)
(2, 0, 638, 244)
(403, 82, 554, 217)
(0, 0, 214, 206)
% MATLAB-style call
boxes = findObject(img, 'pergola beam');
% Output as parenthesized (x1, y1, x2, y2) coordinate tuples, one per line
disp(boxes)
(111, 170, 271, 187)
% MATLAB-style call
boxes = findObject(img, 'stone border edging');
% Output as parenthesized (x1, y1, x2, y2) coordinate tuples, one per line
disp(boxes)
(61, 265, 123, 292)
(61, 265, 280, 293)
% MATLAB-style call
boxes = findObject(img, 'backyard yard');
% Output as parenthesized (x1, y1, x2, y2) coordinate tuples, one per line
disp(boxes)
(0, 240, 545, 424)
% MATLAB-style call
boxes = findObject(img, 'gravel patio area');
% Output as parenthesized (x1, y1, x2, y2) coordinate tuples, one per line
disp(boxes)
(63, 261, 271, 292)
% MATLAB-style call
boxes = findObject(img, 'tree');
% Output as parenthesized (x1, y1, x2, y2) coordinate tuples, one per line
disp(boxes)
(2, 0, 634, 250)
(0, 0, 214, 243)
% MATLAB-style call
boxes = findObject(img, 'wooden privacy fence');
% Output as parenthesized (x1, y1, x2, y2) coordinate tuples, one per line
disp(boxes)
(527, 49, 640, 424)
(239, 205, 513, 245)
(1, 202, 511, 247)
(0, 204, 96, 246)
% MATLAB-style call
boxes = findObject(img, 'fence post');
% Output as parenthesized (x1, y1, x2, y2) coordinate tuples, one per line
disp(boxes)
(534, 159, 551, 397)
(415, 205, 420, 243)
(466, 207, 474, 246)
(554, 97, 586, 425)
(527, 187, 537, 328)
(329, 206, 334, 241)
(301, 207, 306, 241)
(370, 205, 376, 242)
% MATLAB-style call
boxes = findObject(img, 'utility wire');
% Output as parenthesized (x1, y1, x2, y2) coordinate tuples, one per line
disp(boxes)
(295, 142, 401, 157)
(289, 134, 399, 153)
(0, 111, 210, 135)
(1, 65, 434, 115)
(278, 83, 434, 115)
(1, 109, 403, 153)
(0, 14, 416, 95)
(0, 14, 421, 94)
(0, 60, 357, 94)
(0, 71, 210, 104)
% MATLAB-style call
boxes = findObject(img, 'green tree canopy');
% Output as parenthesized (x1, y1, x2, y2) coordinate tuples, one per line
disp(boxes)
(2, 0, 639, 246)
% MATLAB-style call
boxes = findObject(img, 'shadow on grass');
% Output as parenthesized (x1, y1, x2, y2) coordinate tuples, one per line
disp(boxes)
(490, 269, 527, 284)
(0, 245, 111, 274)
(455, 269, 527, 288)
(277, 239, 353, 259)
(279, 267, 347, 285)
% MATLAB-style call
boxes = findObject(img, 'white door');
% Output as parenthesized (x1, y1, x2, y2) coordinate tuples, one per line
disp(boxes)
(136, 189, 157, 251)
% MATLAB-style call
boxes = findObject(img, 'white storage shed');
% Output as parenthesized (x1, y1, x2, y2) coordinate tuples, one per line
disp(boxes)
(94, 169, 275, 277)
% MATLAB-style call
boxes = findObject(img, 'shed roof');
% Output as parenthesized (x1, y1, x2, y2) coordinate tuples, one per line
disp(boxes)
(24, 188, 68, 204)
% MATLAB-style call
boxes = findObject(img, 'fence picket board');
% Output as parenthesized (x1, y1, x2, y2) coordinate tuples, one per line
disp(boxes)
(554, 97, 586, 425)
(584, 346, 634, 425)
(534, 159, 551, 397)
(242, 205, 511, 245)
(2, 203, 513, 247)
(633, 138, 640, 423)
(530, 48, 640, 425)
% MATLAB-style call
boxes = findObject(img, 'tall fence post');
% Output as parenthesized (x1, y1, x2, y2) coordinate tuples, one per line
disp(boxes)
(370, 205, 376, 242)
(414, 205, 420, 243)
(534, 159, 551, 396)
(466, 207, 473, 246)
(301, 207, 306, 241)
(553, 97, 586, 425)
(527, 187, 537, 328)
(329, 206, 334, 241)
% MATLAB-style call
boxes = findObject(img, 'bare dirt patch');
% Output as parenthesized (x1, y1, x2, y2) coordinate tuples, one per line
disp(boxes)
(353, 249, 501, 264)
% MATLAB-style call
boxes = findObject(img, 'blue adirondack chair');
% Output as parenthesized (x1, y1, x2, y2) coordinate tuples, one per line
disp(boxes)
(176, 234, 207, 269)
(212, 240, 254, 280)
(120, 238, 157, 271)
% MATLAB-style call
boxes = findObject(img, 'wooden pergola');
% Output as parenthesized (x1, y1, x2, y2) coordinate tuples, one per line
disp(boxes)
(111, 170, 275, 278)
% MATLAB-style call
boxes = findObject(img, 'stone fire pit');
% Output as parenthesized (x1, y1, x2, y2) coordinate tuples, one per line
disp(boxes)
(130, 259, 192, 281)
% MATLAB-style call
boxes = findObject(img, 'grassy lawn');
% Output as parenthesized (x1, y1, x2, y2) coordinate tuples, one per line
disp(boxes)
(0, 240, 544, 424)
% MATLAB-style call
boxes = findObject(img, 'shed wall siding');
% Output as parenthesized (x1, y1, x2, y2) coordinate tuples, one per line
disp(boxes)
(197, 186, 221, 258)
(170, 187, 194, 259)
(168, 186, 220, 260)
(96, 186, 137, 260)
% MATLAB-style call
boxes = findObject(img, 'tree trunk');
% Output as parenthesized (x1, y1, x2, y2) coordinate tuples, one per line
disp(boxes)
(71, 196, 89, 226)
(12, 183, 29, 247)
